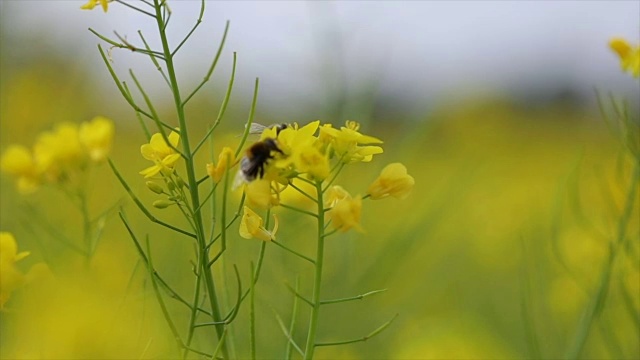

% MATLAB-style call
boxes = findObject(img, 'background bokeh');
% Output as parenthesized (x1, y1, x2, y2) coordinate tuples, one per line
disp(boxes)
(1, 1, 639, 359)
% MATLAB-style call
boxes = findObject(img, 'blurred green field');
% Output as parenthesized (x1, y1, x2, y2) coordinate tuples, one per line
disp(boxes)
(1, 35, 639, 360)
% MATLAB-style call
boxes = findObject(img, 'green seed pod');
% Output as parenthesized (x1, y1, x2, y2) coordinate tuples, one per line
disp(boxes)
(152, 200, 173, 209)
(146, 181, 164, 194)
(176, 177, 185, 188)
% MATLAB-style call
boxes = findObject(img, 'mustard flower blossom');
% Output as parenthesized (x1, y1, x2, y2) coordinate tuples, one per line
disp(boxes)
(319, 121, 383, 163)
(239, 206, 278, 241)
(244, 179, 280, 209)
(609, 38, 640, 78)
(33, 122, 84, 179)
(325, 186, 363, 233)
(207, 147, 236, 183)
(80, 0, 110, 12)
(0, 145, 40, 193)
(367, 163, 415, 200)
(0, 232, 31, 309)
(139, 130, 181, 178)
(79, 116, 114, 162)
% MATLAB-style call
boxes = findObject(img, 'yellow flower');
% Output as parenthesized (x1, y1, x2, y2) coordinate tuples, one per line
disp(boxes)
(326, 187, 363, 233)
(324, 185, 351, 208)
(79, 116, 114, 162)
(244, 179, 280, 209)
(1, 232, 31, 310)
(609, 38, 640, 78)
(367, 163, 415, 200)
(139, 130, 181, 178)
(1, 145, 40, 193)
(207, 147, 236, 183)
(239, 206, 278, 241)
(319, 121, 383, 163)
(33, 122, 84, 178)
(80, 0, 109, 12)
(292, 145, 330, 180)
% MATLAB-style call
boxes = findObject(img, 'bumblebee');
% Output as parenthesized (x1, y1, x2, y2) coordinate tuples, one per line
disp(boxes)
(239, 138, 283, 182)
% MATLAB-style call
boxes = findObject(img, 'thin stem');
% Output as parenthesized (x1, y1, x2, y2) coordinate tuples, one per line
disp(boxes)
(303, 180, 326, 360)
(115, 0, 156, 17)
(314, 314, 398, 347)
(250, 262, 257, 360)
(109, 160, 196, 239)
(272, 240, 316, 264)
(285, 276, 302, 360)
(138, 30, 171, 88)
(284, 282, 314, 307)
(320, 289, 388, 305)
(279, 203, 318, 218)
(234, 77, 260, 158)
(565, 162, 640, 359)
(289, 182, 316, 202)
(171, 0, 205, 56)
(152, 2, 228, 356)
(274, 308, 305, 357)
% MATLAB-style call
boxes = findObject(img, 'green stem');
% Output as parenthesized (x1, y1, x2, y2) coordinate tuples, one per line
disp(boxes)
(152, 1, 227, 357)
(565, 162, 640, 359)
(303, 180, 326, 360)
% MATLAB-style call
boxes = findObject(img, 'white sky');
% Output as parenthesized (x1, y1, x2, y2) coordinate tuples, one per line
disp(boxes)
(2, 0, 639, 117)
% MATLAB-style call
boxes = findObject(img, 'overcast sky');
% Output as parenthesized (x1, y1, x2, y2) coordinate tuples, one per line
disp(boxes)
(2, 1, 639, 117)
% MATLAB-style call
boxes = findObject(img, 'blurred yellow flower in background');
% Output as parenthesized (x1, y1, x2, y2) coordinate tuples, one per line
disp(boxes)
(80, 0, 110, 12)
(367, 162, 415, 200)
(139, 130, 181, 178)
(239, 206, 278, 241)
(79, 116, 114, 162)
(1, 232, 33, 309)
(0, 145, 41, 193)
(33, 122, 84, 178)
(609, 37, 640, 78)
(207, 146, 236, 183)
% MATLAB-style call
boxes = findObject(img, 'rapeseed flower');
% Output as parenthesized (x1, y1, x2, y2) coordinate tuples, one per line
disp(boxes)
(33, 122, 84, 178)
(319, 121, 383, 163)
(609, 38, 640, 78)
(139, 130, 181, 178)
(325, 186, 363, 233)
(239, 206, 278, 241)
(0, 145, 40, 193)
(79, 116, 114, 162)
(80, 0, 110, 12)
(367, 163, 415, 200)
(244, 178, 280, 209)
(207, 147, 236, 183)
(1, 232, 31, 309)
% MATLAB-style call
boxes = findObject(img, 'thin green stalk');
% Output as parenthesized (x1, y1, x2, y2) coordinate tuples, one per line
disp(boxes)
(320, 289, 387, 305)
(250, 262, 257, 360)
(314, 314, 398, 347)
(285, 276, 302, 360)
(272, 240, 316, 264)
(565, 163, 640, 359)
(152, 1, 227, 357)
(303, 180, 326, 360)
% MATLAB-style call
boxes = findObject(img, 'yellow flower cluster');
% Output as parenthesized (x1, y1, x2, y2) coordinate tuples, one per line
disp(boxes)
(235, 120, 414, 237)
(1, 117, 115, 193)
(609, 37, 640, 78)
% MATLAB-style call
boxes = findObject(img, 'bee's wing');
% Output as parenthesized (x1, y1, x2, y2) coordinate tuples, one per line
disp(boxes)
(247, 123, 269, 135)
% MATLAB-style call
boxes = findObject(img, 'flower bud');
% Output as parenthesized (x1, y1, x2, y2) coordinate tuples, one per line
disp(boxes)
(146, 181, 164, 194)
(152, 200, 173, 209)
